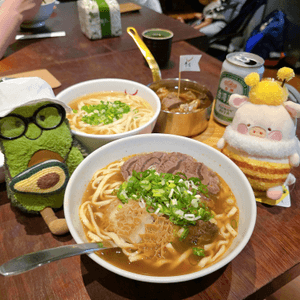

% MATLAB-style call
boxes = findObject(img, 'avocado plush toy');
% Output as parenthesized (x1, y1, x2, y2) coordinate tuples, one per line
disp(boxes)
(0, 77, 88, 235)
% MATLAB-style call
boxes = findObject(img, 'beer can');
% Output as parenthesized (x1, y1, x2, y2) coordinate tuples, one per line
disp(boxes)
(213, 52, 265, 125)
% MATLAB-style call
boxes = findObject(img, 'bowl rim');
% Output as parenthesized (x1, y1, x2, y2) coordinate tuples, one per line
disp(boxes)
(41, 0, 56, 5)
(56, 78, 161, 140)
(64, 133, 257, 283)
(142, 28, 174, 39)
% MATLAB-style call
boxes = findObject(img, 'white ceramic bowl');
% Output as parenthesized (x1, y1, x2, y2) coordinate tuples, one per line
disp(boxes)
(56, 78, 161, 153)
(64, 134, 257, 283)
(21, 0, 55, 29)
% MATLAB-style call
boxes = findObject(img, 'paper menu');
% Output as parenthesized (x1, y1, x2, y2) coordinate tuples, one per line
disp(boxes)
(2, 69, 61, 89)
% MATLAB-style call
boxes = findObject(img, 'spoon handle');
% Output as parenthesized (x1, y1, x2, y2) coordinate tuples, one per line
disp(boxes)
(127, 27, 162, 82)
(0, 243, 104, 276)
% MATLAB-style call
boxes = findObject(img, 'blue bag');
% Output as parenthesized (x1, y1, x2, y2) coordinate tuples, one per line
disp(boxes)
(245, 10, 287, 59)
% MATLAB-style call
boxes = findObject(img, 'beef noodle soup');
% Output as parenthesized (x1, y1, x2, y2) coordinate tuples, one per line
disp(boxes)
(79, 152, 239, 276)
(155, 86, 212, 113)
(67, 91, 154, 135)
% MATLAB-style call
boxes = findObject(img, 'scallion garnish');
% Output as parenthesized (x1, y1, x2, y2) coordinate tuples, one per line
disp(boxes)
(80, 100, 131, 125)
(231, 219, 237, 229)
(179, 228, 189, 241)
(116, 169, 212, 226)
(192, 247, 205, 257)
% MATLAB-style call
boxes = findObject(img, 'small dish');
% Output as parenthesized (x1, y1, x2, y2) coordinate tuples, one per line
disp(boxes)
(20, 0, 56, 29)
(149, 78, 213, 136)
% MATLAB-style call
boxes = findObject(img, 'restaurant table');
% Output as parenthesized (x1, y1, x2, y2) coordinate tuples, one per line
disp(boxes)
(0, 1, 207, 73)
(1, 2, 300, 300)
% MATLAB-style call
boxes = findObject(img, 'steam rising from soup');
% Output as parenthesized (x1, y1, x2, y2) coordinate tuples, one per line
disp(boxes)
(79, 152, 239, 276)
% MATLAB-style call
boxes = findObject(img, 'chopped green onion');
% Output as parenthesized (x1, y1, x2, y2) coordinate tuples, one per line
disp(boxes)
(116, 169, 212, 226)
(97, 242, 104, 248)
(79, 100, 130, 125)
(231, 219, 237, 229)
(179, 228, 189, 241)
(192, 247, 205, 257)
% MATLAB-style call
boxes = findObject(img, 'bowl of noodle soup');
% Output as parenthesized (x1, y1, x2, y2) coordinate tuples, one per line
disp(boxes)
(56, 78, 161, 152)
(64, 134, 256, 283)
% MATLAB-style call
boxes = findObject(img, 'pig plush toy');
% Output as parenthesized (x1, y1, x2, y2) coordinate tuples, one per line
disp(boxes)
(217, 67, 300, 202)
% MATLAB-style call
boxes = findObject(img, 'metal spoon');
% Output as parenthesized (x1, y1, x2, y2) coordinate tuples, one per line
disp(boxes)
(127, 27, 162, 82)
(0, 242, 109, 276)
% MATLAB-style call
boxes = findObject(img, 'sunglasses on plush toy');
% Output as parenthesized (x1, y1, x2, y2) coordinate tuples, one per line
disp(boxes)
(0, 103, 66, 140)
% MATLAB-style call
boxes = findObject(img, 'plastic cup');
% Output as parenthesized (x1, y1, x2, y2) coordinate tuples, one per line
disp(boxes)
(142, 28, 173, 68)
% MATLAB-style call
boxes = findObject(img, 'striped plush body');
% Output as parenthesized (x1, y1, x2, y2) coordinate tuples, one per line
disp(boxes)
(222, 145, 291, 192)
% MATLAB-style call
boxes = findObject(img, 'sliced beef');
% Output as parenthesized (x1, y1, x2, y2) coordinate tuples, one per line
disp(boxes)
(175, 158, 203, 180)
(187, 220, 219, 245)
(120, 152, 220, 194)
(161, 93, 184, 111)
(121, 152, 166, 180)
(120, 156, 141, 180)
(156, 152, 194, 174)
(199, 165, 220, 194)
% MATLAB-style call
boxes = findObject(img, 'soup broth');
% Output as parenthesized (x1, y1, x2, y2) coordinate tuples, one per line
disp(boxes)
(79, 153, 239, 276)
(155, 86, 211, 113)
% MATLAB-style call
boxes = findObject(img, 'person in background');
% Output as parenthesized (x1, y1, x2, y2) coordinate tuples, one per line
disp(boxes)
(132, 0, 162, 13)
(0, 0, 42, 60)
(178, 0, 247, 38)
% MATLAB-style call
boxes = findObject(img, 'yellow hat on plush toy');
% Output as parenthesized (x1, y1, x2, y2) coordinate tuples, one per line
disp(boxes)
(245, 67, 295, 106)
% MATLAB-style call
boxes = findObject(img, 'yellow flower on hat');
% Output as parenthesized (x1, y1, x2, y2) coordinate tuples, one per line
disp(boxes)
(277, 67, 295, 82)
(244, 72, 260, 87)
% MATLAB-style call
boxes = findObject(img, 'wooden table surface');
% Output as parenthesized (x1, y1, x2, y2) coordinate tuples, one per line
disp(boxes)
(0, 2, 300, 300)
(0, 1, 207, 73)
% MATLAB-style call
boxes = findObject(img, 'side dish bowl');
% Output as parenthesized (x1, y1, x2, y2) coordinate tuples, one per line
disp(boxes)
(20, 0, 56, 28)
(148, 79, 213, 136)
(64, 134, 257, 283)
(56, 78, 161, 152)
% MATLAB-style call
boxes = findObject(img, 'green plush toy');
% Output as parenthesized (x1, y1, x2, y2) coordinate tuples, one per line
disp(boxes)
(0, 77, 88, 235)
